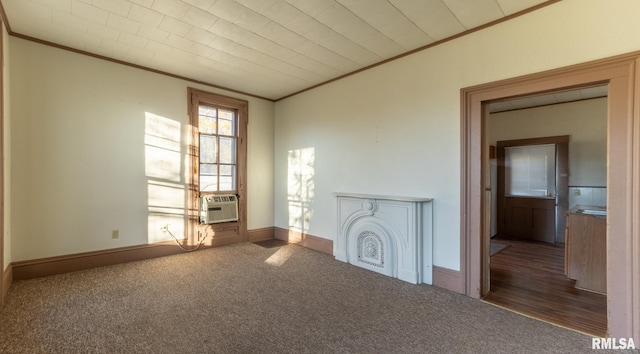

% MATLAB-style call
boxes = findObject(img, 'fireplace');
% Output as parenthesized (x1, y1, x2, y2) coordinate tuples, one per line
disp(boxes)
(334, 193, 433, 284)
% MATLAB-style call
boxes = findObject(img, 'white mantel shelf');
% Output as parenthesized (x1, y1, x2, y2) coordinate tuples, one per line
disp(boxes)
(335, 193, 434, 285)
(334, 192, 433, 203)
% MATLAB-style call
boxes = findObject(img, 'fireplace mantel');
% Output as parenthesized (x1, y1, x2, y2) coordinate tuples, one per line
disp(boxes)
(334, 193, 433, 284)
(334, 192, 433, 203)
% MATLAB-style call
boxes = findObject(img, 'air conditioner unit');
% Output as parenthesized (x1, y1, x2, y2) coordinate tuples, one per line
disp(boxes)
(200, 194, 239, 224)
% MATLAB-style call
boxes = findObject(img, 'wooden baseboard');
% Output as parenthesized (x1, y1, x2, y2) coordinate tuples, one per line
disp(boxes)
(11, 242, 188, 281)
(11, 228, 275, 281)
(432, 266, 464, 294)
(274, 227, 333, 255)
(247, 227, 275, 242)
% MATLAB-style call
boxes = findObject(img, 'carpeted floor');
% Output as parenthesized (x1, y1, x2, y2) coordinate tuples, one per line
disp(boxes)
(0, 242, 624, 353)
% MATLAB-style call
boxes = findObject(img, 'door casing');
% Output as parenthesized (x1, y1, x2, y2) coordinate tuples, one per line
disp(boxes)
(461, 52, 640, 340)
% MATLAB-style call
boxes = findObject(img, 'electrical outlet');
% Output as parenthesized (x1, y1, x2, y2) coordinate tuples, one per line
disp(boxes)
(573, 189, 581, 196)
(112, 229, 119, 239)
(161, 224, 168, 232)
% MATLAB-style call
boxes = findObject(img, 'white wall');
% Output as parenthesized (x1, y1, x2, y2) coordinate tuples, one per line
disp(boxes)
(9, 37, 274, 261)
(274, 0, 640, 271)
(488, 97, 608, 187)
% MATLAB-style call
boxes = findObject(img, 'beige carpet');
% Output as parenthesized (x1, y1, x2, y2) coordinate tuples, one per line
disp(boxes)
(0, 242, 615, 353)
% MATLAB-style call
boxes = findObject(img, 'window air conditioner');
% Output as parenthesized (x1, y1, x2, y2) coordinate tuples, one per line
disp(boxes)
(200, 194, 239, 224)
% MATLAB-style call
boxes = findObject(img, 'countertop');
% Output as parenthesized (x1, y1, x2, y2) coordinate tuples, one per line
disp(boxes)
(568, 204, 607, 217)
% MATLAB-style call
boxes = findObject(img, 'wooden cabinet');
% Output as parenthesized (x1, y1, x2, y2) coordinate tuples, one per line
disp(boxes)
(565, 212, 607, 294)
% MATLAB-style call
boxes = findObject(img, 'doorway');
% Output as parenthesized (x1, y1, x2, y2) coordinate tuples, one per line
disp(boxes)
(461, 52, 640, 340)
(485, 107, 605, 334)
(486, 90, 607, 335)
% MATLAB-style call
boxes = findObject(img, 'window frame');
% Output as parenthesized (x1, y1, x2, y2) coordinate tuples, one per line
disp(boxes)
(188, 88, 248, 243)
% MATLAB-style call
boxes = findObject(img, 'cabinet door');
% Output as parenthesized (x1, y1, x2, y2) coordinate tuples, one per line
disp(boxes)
(582, 217, 606, 294)
(503, 196, 556, 243)
(564, 215, 570, 276)
(566, 214, 607, 294)
(566, 214, 585, 281)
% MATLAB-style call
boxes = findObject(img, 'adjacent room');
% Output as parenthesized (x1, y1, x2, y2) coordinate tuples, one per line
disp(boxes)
(1, 0, 640, 352)
(483, 90, 608, 336)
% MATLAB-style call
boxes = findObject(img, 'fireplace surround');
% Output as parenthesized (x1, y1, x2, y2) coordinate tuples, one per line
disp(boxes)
(335, 193, 433, 284)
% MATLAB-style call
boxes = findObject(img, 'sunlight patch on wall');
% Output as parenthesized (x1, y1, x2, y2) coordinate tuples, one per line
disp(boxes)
(145, 112, 187, 243)
(145, 112, 182, 181)
(288, 147, 315, 233)
(147, 181, 185, 214)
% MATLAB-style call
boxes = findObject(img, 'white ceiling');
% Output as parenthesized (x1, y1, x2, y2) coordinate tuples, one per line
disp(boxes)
(2, 0, 555, 100)
(488, 85, 609, 113)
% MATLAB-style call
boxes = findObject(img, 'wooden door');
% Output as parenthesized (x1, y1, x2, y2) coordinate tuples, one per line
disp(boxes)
(497, 136, 569, 243)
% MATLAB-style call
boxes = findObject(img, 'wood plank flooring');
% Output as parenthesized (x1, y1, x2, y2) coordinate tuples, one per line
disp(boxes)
(482, 238, 607, 337)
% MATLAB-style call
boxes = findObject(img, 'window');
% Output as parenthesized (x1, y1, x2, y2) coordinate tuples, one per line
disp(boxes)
(198, 105, 237, 192)
(188, 88, 248, 242)
(504, 144, 556, 197)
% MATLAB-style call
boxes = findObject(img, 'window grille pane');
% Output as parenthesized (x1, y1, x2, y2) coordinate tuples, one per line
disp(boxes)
(218, 110, 234, 135)
(219, 165, 236, 191)
(219, 137, 236, 164)
(200, 164, 218, 192)
(199, 116, 216, 135)
(198, 106, 217, 135)
(199, 106, 217, 118)
(199, 135, 217, 163)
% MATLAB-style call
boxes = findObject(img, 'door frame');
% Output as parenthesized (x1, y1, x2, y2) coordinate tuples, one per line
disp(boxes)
(0, 19, 4, 305)
(461, 52, 640, 340)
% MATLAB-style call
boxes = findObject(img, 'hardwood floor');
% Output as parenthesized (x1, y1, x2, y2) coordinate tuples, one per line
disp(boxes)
(482, 238, 607, 337)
